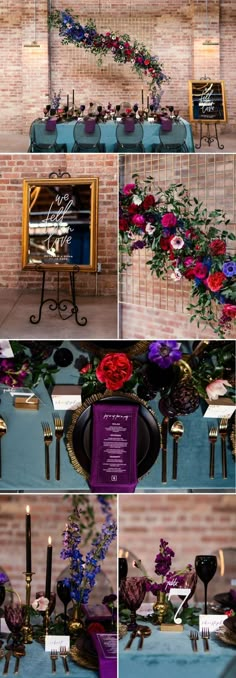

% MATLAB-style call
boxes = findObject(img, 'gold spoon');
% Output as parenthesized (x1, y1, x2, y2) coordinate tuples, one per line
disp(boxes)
(0, 417, 7, 478)
(170, 421, 184, 480)
(13, 646, 25, 674)
(136, 626, 152, 650)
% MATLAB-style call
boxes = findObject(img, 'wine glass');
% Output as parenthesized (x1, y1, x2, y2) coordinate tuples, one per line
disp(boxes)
(57, 580, 71, 633)
(119, 558, 128, 586)
(119, 576, 147, 630)
(195, 555, 217, 614)
(4, 604, 24, 648)
(178, 570, 198, 607)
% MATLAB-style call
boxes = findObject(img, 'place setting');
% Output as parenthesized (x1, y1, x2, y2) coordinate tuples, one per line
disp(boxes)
(0, 339, 235, 492)
(0, 495, 117, 677)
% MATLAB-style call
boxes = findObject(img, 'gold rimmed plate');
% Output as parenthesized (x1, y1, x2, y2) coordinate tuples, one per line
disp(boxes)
(215, 626, 236, 647)
(70, 632, 99, 670)
(66, 392, 160, 480)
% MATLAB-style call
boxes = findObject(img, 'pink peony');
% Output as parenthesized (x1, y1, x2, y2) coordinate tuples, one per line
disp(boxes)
(161, 212, 177, 228)
(206, 379, 231, 400)
(132, 214, 146, 227)
(193, 262, 208, 279)
(32, 596, 49, 612)
(123, 183, 136, 196)
(184, 256, 195, 267)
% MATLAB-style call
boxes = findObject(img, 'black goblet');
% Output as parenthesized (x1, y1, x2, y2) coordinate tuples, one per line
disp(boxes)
(57, 580, 71, 633)
(119, 558, 128, 586)
(195, 555, 217, 614)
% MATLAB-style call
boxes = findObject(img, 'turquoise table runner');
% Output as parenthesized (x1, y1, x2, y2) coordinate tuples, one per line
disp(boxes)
(0, 640, 98, 677)
(33, 119, 195, 153)
(119, 623, 236, 678)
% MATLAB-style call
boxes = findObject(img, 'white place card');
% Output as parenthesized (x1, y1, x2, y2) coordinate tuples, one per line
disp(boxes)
(199, 614, 227, 632)
(45, 635, 70, 653)
(51, 385, 82, 411)
(231, 579, 236, 586)
(0, 619, 10, 633)
(0, 341, 14, 358)
(203, 398, 236, 419)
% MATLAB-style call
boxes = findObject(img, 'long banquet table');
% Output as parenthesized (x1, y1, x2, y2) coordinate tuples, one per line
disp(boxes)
(119, 622, 236, 678)
(32, 119, 195, 153)
(0, 342, 234, 492)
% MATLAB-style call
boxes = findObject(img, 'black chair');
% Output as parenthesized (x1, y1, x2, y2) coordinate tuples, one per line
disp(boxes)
(114, 120, 144, 152)
(152, 120, 188, 153)
(28, 121, 67, 153)
(72, 120, 105, 153)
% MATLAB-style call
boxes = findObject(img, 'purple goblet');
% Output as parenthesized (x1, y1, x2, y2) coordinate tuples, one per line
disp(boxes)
(119, 576, 147, 630)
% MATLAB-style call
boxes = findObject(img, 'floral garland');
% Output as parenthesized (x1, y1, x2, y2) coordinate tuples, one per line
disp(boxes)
(49, 10, 168, 91)
(119, 177, 236, 337)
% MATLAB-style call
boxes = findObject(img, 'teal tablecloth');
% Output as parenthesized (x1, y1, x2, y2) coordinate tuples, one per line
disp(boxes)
(119, 623, 236, 678)
(0, 640, 98, 677)
(0, 341, 234, 492)
(33, 119, 195, 153)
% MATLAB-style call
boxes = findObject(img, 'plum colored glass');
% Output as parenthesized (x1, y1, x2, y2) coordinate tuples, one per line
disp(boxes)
(119, 576, 146, 630)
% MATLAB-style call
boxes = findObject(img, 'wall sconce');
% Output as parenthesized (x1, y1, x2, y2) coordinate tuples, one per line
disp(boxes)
(24, 0, 40, 47)
(202, 0, 219, 46)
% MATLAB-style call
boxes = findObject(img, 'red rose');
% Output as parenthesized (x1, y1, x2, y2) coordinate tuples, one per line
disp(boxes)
(80, 363, 92, 374)
(142, 194, 156, 209)
(128, 203, 139, 214)
(160, 236, 171, 251)
(144, 59, 150, 65)
(193, 262, 208, 279)
(119, 217, 129, 231)
(161, 212, 177, 228)
(184, 267, 196, 280)
(206, 271, 226, 292)
(209, 239, 226, 255)
(96, 353, 133, 391)
(222, 304, 236, 318)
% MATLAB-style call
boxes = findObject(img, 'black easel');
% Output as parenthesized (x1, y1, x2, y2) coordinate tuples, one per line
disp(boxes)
(30, 267, 87, 326)
(195, 122, 224, 149)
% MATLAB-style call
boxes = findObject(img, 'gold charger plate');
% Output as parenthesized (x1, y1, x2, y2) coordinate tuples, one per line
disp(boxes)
(70, 645, 99, 671)
(66, 391, 160, 481)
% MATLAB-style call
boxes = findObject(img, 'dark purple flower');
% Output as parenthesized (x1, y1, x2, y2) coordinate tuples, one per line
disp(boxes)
(0, 573, 8, 585)
(131, 241, 146, 251)
(155, 553, 172, 576)
(222, 261, 236, 277)
(148, 341, 182, 368)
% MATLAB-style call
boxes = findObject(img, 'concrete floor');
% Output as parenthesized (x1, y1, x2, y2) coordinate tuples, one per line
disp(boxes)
(0, 289, 118, 339)
(0, 130, 236, 153)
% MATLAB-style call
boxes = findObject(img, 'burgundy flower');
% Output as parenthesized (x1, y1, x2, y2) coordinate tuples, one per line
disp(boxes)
(132, 214, 146, 227)
(142, 194, 156, 209)
(123, 183, 136, 196)
(161, 212, 177, 228)
(209, 239, 226, 256)
(193, 262, 208, 279)
(206, 271, 226, 292)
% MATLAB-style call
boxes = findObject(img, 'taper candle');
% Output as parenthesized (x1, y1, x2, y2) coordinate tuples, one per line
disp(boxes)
(26, 505, 31, 573)
(141, 89, 144, 106)
(67, 94, 69, 109)
(147, 96, 149, 110)
(72, 89, 75, 105)
(45, 536, 52, 601)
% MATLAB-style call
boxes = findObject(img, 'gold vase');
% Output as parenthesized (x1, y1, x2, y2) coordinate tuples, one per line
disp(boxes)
(153, 591, 169, 625)
(68, 603, 84, 636)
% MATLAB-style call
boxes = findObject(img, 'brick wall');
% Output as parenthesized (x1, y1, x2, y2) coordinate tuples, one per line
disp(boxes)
(119, 493, 236, 600)
(0, 153, 118, 295)
(119, 153, 236, 338)
(1, 1, 236, 134)
(0, 494, 117, 601)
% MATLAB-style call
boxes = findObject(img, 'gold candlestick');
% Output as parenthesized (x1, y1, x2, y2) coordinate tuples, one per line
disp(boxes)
(22, 571, 35, 644)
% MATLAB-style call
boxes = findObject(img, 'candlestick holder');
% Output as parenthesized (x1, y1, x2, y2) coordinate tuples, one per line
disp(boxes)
(22, 571, 35, 644)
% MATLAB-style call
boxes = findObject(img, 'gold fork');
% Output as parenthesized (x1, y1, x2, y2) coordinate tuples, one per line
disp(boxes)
(208, 427, 218, 479)
(170, 421, 184, 480)
(0, 417, 7, 479)
(42, 422, 53, 481)
(219, 418, 228, 479)
(54, 416, 64, 481)
(59, 646, 69, 674)
(50, 650, 58, 673)
(189, 630, 198, 652)
(201, 627, 210, 652)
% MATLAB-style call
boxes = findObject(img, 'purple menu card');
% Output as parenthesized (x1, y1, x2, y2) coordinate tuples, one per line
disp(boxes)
(91, 633, 117, 678)
(89, 402, 138, 492)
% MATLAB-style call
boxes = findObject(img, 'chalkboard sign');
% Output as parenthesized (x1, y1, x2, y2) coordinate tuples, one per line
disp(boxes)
(189, 81, 227, 123)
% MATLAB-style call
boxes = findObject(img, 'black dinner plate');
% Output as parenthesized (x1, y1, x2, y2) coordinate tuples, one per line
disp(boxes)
(72, 395, 160, 479)
(214, 592, 236, 609)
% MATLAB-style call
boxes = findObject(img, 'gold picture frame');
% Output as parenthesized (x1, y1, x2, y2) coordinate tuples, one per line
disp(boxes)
(22, 177, 99, 271)
(189, 80, 227, 123)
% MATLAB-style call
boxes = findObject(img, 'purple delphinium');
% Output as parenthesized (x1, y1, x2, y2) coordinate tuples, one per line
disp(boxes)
(155, 538, 175, 576)
(0, 573, 9, 585)
(131, 241, 146, 251)
(222, 261, 236, 277)
(148, 341, 182, 368)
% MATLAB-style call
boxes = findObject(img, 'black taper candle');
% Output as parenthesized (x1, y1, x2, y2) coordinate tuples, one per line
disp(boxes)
(26, 505, 32, 573)
(45, 537, 52, 600)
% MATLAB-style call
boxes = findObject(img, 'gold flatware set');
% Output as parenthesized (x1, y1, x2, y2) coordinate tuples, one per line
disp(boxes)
(161, 417, 185, 482)
(50, 648, 70, 673)
(42, 417, 64, 481)
(189, 628, 210, 652)
(125, 627, 152, 650)
(208, 418, 230, 479)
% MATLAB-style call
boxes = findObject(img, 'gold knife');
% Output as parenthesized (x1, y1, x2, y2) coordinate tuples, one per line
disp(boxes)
(3, 650, 12, 675)
(161, 417, 169, 483)
(124, 630, 137, 650)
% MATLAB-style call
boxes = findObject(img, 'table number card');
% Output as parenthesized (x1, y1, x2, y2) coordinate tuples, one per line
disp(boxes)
(90, 403, 138, 492)
(199, 614, 228, 632)
(45, 635, 70, 652)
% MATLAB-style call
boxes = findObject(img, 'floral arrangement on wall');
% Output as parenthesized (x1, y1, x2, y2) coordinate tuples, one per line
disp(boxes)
(119, 176, 236, 337)
(49, 9, 168, 91)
